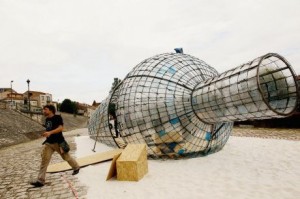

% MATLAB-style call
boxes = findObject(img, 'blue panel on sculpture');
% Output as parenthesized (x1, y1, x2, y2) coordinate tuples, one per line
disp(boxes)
(205, 132, 211, 141)
(170, 118, 179, 125)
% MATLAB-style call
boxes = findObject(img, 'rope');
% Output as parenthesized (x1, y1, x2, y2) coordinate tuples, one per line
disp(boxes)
(60, 173, 79, 199)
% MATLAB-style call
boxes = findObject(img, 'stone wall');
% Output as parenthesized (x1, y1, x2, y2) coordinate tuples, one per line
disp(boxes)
(0, 109, 44, 148)
(0, 109, 89, 148)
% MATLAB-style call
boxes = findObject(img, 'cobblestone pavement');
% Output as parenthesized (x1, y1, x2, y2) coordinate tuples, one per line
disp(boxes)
(0, 130, 88, 199)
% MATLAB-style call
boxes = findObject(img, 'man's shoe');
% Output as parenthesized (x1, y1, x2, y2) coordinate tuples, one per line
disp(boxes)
(30, 181, 44, 187)
(72, 168, 80, 175)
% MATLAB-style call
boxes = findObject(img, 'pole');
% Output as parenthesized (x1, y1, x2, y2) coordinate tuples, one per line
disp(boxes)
(10, 80, 13, 108)
(27, 79, 30, 112)
(92, 115, 104, 152)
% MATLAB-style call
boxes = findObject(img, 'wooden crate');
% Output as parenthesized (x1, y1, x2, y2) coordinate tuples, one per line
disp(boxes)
(116, 144, 148, 181)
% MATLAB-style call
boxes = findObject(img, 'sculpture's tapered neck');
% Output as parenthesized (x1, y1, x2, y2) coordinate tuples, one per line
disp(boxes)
(191, 53, 299, 124)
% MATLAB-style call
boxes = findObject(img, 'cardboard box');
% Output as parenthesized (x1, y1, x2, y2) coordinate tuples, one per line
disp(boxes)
(116, 144, 148, 181)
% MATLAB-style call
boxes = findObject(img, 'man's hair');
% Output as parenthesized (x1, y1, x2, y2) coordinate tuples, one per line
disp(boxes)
(43, 105, 56, 114)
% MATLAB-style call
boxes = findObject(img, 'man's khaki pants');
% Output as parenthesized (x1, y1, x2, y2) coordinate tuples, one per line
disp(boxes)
(37, 143, 80, 183)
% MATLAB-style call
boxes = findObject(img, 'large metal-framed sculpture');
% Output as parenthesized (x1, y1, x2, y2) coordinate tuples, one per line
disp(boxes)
(88, 51, 299, 158)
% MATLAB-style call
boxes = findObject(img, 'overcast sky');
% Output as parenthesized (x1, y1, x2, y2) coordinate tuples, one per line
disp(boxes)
(1, 0, 299, 104)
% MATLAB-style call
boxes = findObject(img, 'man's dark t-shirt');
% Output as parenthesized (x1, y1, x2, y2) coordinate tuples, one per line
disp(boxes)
(44, 115, 65, 144)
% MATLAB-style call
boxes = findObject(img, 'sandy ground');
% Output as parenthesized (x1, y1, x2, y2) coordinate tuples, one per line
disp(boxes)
(70, 128, 300, 199)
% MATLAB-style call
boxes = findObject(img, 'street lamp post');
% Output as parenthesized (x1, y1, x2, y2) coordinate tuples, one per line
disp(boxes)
(26, 79, 31, 112)
(10, 80, 13, 108)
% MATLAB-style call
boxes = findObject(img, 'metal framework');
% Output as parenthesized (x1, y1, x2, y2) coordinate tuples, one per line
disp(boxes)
(88, 52, 298, 159)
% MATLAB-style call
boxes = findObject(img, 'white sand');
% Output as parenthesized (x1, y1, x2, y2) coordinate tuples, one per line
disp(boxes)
(74, 130, 300, 199)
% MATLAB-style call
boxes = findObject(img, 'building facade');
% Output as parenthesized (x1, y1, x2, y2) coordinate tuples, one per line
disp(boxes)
(23, 91, 52, 108)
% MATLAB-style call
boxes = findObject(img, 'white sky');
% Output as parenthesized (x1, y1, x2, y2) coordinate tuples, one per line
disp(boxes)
(1, 0, 299, 104)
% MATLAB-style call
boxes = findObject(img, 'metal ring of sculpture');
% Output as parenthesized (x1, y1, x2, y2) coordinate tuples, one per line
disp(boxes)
(88, 51, 299, 159)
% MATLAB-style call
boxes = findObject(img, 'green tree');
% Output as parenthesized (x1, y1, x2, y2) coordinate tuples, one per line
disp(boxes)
(60, 99, 78, 114)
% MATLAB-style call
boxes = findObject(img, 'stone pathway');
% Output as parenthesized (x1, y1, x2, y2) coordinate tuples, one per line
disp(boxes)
(0, 130, 88, 199)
